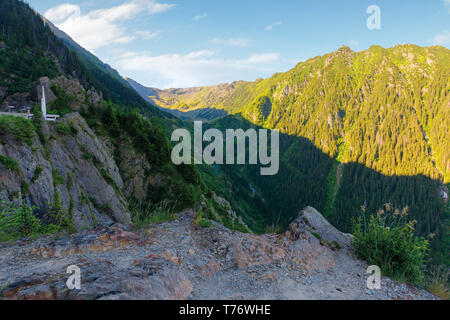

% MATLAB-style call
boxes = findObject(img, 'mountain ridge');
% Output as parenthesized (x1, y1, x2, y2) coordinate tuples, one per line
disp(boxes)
(142, 44, 450, 184)
(126, 77, 229, 121)
(133, 44, 449, 265)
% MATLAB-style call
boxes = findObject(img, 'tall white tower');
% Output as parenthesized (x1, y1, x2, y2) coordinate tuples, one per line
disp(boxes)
(41, 86, 47, 117)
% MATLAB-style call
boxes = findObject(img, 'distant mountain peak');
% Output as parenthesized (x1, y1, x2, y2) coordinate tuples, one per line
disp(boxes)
(338, 45, 353, 53)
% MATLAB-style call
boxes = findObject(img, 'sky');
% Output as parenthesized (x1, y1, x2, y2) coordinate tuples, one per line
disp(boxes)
(26, 0, 450, 89)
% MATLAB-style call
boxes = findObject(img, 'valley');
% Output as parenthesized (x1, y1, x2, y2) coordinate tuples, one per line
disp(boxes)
(0, 0, 448, 301)
(131, 45, 450, 266)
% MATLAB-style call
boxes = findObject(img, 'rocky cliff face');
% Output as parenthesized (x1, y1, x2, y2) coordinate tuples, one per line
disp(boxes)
(0, 75, 244, 234)
(0, 207, 437, 300)
(0, 112, 131, 230)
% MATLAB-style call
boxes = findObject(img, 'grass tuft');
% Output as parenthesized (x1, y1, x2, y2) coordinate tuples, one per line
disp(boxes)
(351, 205, 429, 284)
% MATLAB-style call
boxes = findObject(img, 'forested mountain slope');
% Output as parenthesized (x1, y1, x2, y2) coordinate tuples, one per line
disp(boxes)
(1, 0, 253, 240)
(157, 45, 450, 265)
(0, 0, 171, 119)
(151, 45, 450, 185)
(126, 78, 227, 121)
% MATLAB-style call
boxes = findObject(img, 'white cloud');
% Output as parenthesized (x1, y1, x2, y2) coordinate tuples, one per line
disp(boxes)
(266, 20, 282, 31)
(44, 4, 80, 23)
(185, 50, 216, 59)
(246, 53, 280, 64)
(112, 50, 280, 88)
(431, 2, 449, 46)
(44, 0, 174, 51)
(136, 30, 161, 40)
(433, 30, 450, 45)
(349, 40, 359, 48)
(211, 37, 249, 47)
(194, 13, 207, 21)
(139, 0, 175, 14)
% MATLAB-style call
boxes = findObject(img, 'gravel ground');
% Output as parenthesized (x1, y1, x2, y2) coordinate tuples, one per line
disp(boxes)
(0, 209, 438, 300)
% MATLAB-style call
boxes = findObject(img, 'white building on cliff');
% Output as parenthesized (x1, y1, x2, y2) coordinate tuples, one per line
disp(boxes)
(41, 86, 59, 121)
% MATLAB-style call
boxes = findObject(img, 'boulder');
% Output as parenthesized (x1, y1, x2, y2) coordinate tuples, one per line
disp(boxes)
(0, 276, 46, 299)
(286, 206, 353, 249)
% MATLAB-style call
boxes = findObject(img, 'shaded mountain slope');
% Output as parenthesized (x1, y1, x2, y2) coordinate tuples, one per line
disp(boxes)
(196, 115, 448, 265)
(144, 45, 450, 264)
(150, 45, 450, 185)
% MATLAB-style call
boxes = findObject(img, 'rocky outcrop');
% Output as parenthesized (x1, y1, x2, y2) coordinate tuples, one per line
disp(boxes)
(279, 207, 354, 273)
(118, 140, 152, 201)
(33, 77, 56, 104)
(86, 89, 102, 106)
(0, 209, 438, 300)
(285, 206, 353, 249)
(51, 76, 87, 111)
(2, 76, 83, 111)
(211, 192, 249, 231)
(1, 92, 30, 110)
(0, 112, 131, 230)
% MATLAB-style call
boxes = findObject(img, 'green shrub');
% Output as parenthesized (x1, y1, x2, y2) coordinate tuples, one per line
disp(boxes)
(55, 121, 78, 137)
(30, 109, 48, 152)
(0, 115, 35, 145)
(197, 218, 213, 228)
(31, 166, 43, 182)
(67, 120, 78, 136)
(99, 169, 115, 188)
(0, 154, 19, 171)
(423, 264, 449, 300)
(56, 123, 71, 135)
(351, 205, 429, 284)
(49, 191, 75, 233)
(52, 167, 65, 185)
(67, 172, 73, 190)
(0, 201, 41, 240)
(49, 84, 76, 115)
(82, 152, 94, 160)
(311, 231, 322, 240)
(195, 211, 212, 228)
(21, 181, 29, 197)
(0, 199, 67, 241)
(130, 199, 177, 228)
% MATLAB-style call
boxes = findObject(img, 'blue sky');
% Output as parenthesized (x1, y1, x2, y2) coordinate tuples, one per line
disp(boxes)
(27, 0, 450, 89)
